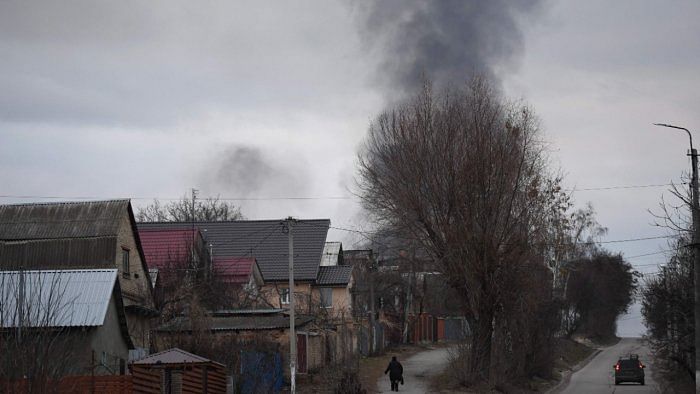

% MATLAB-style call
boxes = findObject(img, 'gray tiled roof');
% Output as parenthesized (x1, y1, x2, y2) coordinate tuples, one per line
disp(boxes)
(137, 220, 330, 282)
(316, 265, 352, 286)
(0, 200, 128, 240)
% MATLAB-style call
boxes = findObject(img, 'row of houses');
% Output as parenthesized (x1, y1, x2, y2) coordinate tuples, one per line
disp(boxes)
(0, 200, 356, 390)
(0, 199, 466, 392)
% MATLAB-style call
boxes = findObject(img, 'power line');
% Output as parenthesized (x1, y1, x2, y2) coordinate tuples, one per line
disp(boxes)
(566, 182, 686, 192)
(326, 223, 674, 247)
(0, 181, 686, 202)
(0, 194, 356, 201)
(626, 249, 676, 260)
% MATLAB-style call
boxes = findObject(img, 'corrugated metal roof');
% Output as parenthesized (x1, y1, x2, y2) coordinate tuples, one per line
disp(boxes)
(132, 348, 222, 366)
(316, 265, 352, 286)
(0, 237, 117, 270)
(157, 314, 314, 332)
(137, 220, 330, 282)
(138, 228, 200, 270)
(320, 242, 342, 266)
(213, 257, 255, 284)
(212, 308, 284, 316)
(0, 269, 118, 328)
(0, 200, 128, 240)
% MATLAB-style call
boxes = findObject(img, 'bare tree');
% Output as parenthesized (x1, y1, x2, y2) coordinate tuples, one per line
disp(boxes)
(0, 270, 88, 393)
(357, 77, 562, 385)
(643, 178, 695, 385)
(642, 236, 694, 382)
(136, 195, 244, 222)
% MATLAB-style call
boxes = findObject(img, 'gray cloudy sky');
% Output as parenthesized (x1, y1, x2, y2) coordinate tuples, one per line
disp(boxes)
(1, 0, 699, 336)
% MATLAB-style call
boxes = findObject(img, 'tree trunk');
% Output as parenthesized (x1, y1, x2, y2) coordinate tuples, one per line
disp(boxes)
(468, 312, 494, 382)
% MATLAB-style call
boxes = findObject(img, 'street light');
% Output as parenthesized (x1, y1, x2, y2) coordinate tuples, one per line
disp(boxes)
(654, 122, 700, 391)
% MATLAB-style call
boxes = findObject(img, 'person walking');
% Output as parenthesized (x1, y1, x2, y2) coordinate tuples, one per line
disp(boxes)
(384, 356, 404, 392)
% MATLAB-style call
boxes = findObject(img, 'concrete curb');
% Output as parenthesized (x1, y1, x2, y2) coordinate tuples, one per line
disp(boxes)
(545, 349, 602, 394)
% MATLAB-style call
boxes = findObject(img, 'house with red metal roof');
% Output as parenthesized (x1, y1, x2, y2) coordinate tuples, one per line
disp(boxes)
(137, 220, 353, 317)
(138, 220, 358, 377)
(137, 228, 263, 309)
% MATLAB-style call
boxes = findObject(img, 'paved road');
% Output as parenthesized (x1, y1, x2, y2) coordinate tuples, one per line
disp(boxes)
(376, 346, 453, 393)
(559, 338, 659, 394)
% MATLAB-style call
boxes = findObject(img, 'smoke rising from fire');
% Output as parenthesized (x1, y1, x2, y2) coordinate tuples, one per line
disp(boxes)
(353, 0, 545, 98)
(202, 145, 309, 200)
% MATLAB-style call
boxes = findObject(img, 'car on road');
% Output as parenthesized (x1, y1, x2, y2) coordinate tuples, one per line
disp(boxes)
(614, 354, 645, 385)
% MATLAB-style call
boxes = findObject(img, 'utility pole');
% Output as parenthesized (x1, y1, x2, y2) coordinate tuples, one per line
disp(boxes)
(191, 188, 198, 223)
(690, 142, 700, 394)
(18, 265, 24, 343)
(285, 217, 297, 394)
(368, 252, 376, 355)
(191, 188, 198, 265)
(654, 123, 700, 392)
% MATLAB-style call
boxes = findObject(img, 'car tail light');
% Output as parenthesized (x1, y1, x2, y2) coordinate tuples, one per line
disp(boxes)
(615, 364, 620, 371)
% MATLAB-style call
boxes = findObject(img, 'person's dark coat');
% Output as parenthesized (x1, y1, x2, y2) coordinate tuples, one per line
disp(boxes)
(384, 358, 403, 381)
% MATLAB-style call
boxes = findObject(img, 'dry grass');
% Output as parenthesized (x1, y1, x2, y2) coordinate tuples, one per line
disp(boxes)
(428, 338, 595, 393)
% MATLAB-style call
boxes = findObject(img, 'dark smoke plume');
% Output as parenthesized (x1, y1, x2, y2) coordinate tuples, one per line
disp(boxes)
(353, 0, 544, 98)
(203, 145, 308, 198)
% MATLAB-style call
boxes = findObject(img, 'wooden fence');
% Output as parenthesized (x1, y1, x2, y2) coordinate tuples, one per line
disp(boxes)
(1, 375, 132, 394)
(131, 363, 227, 394)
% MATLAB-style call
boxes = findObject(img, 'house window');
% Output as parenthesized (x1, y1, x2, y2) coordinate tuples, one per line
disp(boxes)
(280, 288, 290, 305)
(122, 248, 130, 278)
(319, 288, 332, 309)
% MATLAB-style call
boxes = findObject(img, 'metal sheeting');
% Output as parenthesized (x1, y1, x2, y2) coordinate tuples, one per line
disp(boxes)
(132, 348, 217, 365)
(138, 220, 330, 282)
(157, 313, 314, 332)
(320, 242, 342, 266)
(0, 237, 117, 270)
(0, 269, 117, 327)
(0, 200, 127, 240)
(138, 228, 200, 270)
